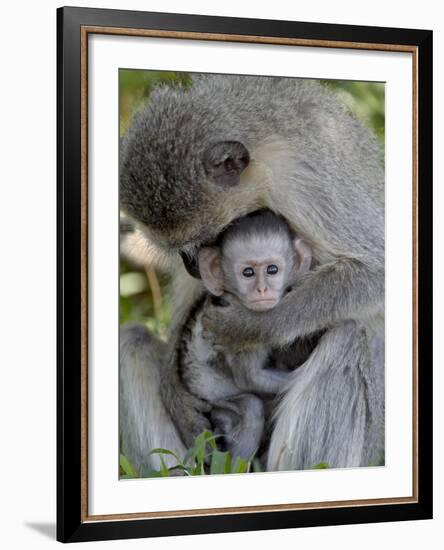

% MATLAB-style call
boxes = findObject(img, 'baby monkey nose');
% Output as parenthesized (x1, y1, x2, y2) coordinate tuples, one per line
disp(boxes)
(257, 286, 268, 294)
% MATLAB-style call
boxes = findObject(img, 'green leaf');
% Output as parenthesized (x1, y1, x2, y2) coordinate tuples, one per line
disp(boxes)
(140, 469, 163, 478)
(210, 450, 231, 475)
(313, 462, 330, 469)
(167, 464, 191, 476)
(159, 456, 170, 477)
(148, 448, 182, 465)
(204, 432, 218, 450)
(193, 433, 208, 466)
(186, 431, 218, 472)
(252, 458, 262, 473)
(119, 454, 138, 478)
(120, 272, 147, 297)
(191, 464, 203, 476)
(183, 446, 198, 468)
(233, 457, 249, 474)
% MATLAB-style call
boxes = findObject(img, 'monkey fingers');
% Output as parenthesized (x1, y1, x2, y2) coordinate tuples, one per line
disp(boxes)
(174, 392, 212, 447)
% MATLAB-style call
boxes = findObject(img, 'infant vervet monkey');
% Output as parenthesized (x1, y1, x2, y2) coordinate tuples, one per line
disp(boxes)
(177, 210, 312, 461)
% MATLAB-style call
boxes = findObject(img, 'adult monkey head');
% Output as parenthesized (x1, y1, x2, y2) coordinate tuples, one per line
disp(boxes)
(121, 138, 254, 277)
(120, 86, 270, 271)
(124, 80, 304, 271)
(120, 75, 383, 276)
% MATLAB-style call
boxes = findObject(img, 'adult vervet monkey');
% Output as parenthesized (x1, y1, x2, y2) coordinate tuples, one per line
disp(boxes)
(119, 74, 385, 472)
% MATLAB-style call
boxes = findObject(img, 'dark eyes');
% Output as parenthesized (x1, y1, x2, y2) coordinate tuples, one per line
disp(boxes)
(242, 265, 279, 277)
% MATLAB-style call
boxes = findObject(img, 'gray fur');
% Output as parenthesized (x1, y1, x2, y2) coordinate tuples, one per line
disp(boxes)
(267, 321, 384, 470)
(211, 395, 265, 461)
(178, 303, 274, 459)
(119, 74, 385, 471)
(119, 324, 186, 472)
(221, 209, 293, 248)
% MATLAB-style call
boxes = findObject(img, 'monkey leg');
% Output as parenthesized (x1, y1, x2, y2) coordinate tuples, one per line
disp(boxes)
(120, 324, 187, 474)
(267, 321, 385, 471)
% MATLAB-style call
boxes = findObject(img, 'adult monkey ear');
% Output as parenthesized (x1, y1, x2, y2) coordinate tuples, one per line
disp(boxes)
(203, 141, 250, 186)
(198, 247, 224, 296)
(180, 251, 201, 279)
(293, 238, 312, 274)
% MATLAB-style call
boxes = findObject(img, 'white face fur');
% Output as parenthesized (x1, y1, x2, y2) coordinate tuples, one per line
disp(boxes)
(198, 228, 311, 312)
(221, 233, 294, 311)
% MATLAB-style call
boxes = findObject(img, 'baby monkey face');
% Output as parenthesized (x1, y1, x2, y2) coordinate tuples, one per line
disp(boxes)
(221, 233, 295, 311)
(197, 213, 312, 312)
(230, 253, 288, 311)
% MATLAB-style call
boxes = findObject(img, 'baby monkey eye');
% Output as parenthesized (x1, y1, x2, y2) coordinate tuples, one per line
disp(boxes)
(242, 267, 255, 278)
(267, 264, 279, 275)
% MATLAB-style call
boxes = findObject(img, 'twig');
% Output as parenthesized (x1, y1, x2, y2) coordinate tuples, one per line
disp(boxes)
(145, 265, 162, 319)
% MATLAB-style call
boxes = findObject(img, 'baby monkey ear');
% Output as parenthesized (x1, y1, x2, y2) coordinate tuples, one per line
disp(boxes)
(293, 238, 312, 274)
(198, 247, 225, 296)
(203, 141, 250, 187)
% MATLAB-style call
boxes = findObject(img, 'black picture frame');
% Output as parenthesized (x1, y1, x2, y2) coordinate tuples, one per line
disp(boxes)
(57, 5, 433, 543)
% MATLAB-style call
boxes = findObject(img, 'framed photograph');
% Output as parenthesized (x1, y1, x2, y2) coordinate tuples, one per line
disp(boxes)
(57, 6, 433, 543)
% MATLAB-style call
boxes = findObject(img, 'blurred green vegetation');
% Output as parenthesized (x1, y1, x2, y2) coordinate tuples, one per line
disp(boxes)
(322, 79, 385, 141)
(119, 258, 171, 340)
(119, 70, 384, 337)
(120, 431, 262, 478)
(119, 70, 191, 136)
(119, 429, 330, 478)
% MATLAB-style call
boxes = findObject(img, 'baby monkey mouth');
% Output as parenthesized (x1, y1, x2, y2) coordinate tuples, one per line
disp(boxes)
(247, 298, 279, 311)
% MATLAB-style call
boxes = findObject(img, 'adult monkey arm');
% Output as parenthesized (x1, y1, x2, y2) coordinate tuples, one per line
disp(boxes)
(203, 257, 384, 349)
